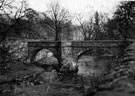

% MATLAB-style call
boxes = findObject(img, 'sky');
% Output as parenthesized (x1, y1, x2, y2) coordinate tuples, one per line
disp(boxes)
(27, 0, 128, 23)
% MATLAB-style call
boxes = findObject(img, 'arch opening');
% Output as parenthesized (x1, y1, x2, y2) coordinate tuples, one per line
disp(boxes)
(77, 49, 115, 76)
(31, 48, 59, 72)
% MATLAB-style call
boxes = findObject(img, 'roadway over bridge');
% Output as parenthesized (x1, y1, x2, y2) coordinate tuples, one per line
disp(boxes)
(28, 40, 134, 67)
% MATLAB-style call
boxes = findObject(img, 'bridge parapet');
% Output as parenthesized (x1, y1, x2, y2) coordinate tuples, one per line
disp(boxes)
(72, 40, 131, 47)
(28, 40, 134, 48)
(28, 41, 61, 48)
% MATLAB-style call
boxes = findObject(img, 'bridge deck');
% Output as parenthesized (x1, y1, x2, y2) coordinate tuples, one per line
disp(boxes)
(28, 40, 133, 48)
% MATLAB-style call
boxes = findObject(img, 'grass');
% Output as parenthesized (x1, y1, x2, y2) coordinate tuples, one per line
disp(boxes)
(12, 75, 85, 96)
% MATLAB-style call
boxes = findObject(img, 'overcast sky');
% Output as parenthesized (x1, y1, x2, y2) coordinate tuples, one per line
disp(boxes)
(27, 0, 127, 23)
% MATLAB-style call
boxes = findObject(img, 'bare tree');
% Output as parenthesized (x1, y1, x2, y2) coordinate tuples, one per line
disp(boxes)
(0, 0, 27, 42)
(76, 14, 94, 40)
(77, 12, 108, 40)
(46, 1, 72, 41)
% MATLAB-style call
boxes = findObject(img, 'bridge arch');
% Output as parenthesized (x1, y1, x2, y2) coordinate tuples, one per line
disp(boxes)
(76, 49, 93, 62)
(28, 47, 61, 66)
(76, 48, 118, 75)
(30, 48, 58, 64)
(30, 48, 42, 63)
(75, 47, 114, 63)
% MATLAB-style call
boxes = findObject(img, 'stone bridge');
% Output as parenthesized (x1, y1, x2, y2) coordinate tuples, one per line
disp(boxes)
(27, 40, 134, 67)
